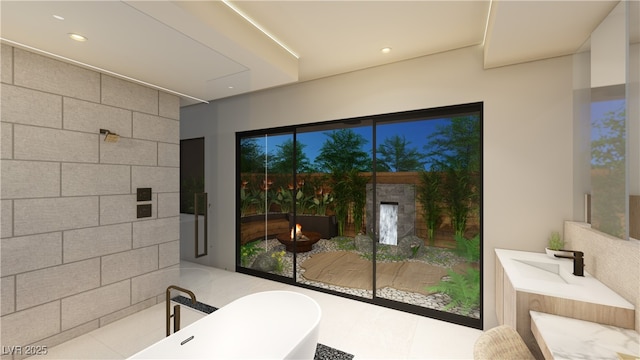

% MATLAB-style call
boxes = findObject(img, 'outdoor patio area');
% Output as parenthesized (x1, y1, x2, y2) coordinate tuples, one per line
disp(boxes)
(242, 236, 480, 319)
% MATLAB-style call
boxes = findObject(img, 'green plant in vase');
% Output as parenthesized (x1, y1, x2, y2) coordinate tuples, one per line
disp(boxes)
(548, 231, 564, 250)
(545, 231, 567, 258)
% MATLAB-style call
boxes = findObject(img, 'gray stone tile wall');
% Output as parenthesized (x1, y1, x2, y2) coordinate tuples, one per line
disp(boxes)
(13, 125, 99, 162)
(1, 232, 62, 276)
(0, 45, 180, 355)
(159, 92, 180, 120)
(1, 84, 62, 127)
(13, 197, 100, 236)
(133, 217, 180, 248)
(1, 200, 12, 238)
(133, 112, 179, 143)
(158, 143, 180, 167)
(61, 163, 130, 196)
(63, 224, 132, 263)
(1, 160, 60, 199)
(0, 276, 15, 315)
(13, 48, 100, 102)
(1, 122, 12, 159)
(101, 75, 158, 114)
(130, 265, 180, 304)
(100, 138, 158, 166)
(61, 280, 131, 331)
(157, 193, 180, 218)
(0, 301, 60, 348)
(63, 98, 132, 136)
(1, 44, 13, 84)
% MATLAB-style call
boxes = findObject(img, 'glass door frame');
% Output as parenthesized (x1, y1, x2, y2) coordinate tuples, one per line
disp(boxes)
(235, 102, 483, 330)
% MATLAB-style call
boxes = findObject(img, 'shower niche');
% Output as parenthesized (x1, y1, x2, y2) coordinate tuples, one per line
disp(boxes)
(366, 184, 415, 244)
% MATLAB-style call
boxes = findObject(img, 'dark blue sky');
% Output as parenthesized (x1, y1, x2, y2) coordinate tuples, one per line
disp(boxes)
(265, 118, 450, 168)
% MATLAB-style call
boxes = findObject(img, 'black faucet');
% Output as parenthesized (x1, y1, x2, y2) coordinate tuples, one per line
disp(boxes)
(554, 250, 584, 276)
(166, 285, 197, 336)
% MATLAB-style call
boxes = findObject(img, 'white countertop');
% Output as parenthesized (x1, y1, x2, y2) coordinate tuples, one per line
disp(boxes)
(531, 311, 640, 360)
(495, 249, 634, 309)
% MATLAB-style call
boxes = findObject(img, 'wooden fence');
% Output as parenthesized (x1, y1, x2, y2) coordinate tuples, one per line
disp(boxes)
(240, 171, 480, 248)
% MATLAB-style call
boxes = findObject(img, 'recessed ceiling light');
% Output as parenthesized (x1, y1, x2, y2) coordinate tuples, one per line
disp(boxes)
(68, 33, 87, 42)
(381, 47, 392, 54)
(228, 86, 234, 89)
(53, 14, 64, 20)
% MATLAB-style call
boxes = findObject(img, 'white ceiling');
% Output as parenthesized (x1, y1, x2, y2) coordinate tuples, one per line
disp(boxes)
(1, 1, 619, 106)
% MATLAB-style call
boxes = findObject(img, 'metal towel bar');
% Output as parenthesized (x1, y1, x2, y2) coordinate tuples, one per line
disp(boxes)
(194, 192, 208, 258)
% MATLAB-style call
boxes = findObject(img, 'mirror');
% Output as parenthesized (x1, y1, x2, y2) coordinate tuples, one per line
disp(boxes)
(580, 1, 640, 240)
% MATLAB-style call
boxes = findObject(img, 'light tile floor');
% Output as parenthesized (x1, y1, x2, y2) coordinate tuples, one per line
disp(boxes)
(29, 261, 481, 359)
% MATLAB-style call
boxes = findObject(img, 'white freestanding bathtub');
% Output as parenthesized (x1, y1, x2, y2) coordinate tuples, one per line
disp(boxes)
(129, 291, 322, 359)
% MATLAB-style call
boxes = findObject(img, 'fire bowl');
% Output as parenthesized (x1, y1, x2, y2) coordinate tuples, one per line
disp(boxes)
(276, 232, 322, 253)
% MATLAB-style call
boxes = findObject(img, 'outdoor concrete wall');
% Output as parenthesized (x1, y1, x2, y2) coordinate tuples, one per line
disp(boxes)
(366, 184, 416, 239)
(0, 45, 180, 358)
(181, 45, 576, 330)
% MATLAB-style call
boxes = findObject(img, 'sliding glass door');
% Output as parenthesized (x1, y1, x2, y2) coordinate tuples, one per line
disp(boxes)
(373, 113, 481, 321)
(238, 132, 294, 280)
(236, 103, 482, 329)
(294, 121, 374, 299)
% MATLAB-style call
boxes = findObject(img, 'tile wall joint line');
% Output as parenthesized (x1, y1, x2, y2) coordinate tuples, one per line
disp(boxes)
(13, 275, 17, 314)
(61, 96, 65, 130)
(99, 257, 103, 291)
(11, 122, 15, 161)
(11, 44, 15, 84)
(61, 229, 64, 265)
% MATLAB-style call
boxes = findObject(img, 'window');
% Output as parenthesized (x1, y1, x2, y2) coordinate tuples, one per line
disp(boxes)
(236, 103, 483, 329)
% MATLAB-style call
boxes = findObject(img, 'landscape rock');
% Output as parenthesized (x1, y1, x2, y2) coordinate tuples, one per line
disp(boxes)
(251, 251, 277, 272)
(397, 235, 424, 258)
(354, 234, 373, 253)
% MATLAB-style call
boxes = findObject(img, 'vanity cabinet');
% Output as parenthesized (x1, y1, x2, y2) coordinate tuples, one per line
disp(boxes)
(495, 249, 635, 359)
(495, 254, 543, 358)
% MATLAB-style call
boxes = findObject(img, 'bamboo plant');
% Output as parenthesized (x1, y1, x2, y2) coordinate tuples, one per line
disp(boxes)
(417, 170, 442, 245)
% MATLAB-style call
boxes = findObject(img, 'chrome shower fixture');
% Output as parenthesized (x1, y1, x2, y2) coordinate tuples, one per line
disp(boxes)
(99, 128, 120, 143)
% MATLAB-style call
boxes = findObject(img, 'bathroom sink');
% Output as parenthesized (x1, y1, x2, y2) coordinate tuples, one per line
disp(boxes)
(512, 259, 568, 284)
(496, 249, 634, 310)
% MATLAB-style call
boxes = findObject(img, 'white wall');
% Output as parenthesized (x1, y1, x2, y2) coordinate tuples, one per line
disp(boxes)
(181, 45, 576, 329)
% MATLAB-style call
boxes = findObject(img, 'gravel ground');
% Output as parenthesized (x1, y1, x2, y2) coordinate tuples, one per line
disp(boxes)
(246, 238, 480, 319)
